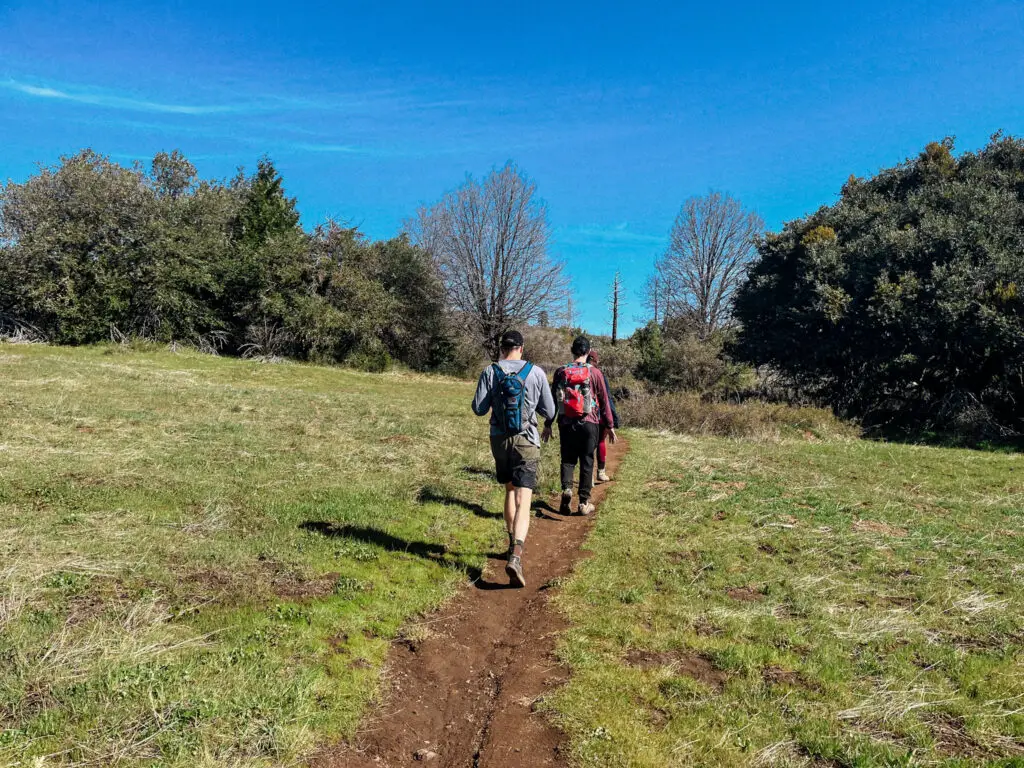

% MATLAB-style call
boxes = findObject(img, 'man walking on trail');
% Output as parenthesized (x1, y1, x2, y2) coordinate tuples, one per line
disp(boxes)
(472, 330, 556, 588)
(542, 336, 616, 516)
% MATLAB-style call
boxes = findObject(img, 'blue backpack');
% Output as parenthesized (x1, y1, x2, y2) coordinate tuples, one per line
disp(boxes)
(492, 362, 534, 435)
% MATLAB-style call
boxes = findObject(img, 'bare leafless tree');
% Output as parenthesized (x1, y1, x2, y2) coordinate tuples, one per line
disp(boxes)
(409, 162, 569, 356)
(657, 191, 763, 338)
(608, 271, 623, 345)
(641, 273, 668, 326)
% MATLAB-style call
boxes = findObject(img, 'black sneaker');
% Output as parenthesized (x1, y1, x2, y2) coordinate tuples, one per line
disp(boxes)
(559, 489, 573, 515)
(505, 555, 526, 588)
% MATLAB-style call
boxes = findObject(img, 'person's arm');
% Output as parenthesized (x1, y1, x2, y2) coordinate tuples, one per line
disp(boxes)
(544, 368, 561, 429)
(471, 368, 492, 416)
(542, 367, 561, 439)
(593, 368, 615, 436)
(603, 371, 620, 429)
(535, 367, 557, 423)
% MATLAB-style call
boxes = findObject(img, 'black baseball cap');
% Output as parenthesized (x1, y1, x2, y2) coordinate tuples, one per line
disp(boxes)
(499, 330, 524, 349)
(571, 336, 591, 356)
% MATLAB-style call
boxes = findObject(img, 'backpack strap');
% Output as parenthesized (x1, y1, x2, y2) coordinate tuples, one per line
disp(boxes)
(517, 362, 534, 382)
(492, 363, 507, 383)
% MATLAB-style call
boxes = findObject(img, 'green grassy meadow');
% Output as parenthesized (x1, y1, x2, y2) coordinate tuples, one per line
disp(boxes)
(0, 344, 560, 766)
(547, 432, 1024, 766)
(2, 345, 1022, 767)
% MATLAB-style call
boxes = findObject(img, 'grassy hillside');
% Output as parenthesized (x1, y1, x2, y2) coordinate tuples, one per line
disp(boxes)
(4, 345, 1022, 767)
(0, 344, 558, 766)
(547, 432, 1024, 766)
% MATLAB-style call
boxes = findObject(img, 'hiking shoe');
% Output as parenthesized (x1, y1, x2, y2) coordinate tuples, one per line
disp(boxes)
(559, 489, 573, 515)
(597, 469, 611, 483)
(576, 501, 595, 516)
(505, 555, 526, 588)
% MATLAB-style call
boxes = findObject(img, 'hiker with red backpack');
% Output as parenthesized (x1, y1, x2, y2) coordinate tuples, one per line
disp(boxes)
(472, 330, 556, 588)
(542, 336, 616, 516)
(586, 348, 620, 483)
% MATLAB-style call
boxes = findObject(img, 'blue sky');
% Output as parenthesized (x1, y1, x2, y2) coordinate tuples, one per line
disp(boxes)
(2, 1, 1022, 335)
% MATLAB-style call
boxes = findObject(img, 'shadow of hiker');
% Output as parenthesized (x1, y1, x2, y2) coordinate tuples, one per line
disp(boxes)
(531, 498, 563, 521)
(299, 522, 483, 581)
(460, 465, 494, 479)
(475, 578, 517, 591)
(416, 487, 501, 519)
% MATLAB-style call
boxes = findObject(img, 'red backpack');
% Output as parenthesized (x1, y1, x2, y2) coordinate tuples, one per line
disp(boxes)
(558, 363, 595, 419)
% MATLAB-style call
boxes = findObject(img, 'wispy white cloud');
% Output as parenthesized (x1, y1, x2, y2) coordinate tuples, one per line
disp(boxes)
(2, 77, 486, 119)
(3, 79, 252, 115)
(558, 223, 664, 247)
(287, 141, 366, 154)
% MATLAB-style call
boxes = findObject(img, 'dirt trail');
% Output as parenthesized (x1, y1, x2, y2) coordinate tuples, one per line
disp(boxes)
(312, 439, 628, 768)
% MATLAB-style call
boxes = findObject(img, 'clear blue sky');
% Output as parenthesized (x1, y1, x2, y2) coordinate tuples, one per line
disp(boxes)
(2, 1, 1022, 335)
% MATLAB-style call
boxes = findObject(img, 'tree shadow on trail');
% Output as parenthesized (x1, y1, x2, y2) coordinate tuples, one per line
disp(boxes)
(416, 487, 501, 519)
(299, 522, 483, 581)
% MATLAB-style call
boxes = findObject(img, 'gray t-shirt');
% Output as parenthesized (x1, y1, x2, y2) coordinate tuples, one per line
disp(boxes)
(472, 359, 556, 447)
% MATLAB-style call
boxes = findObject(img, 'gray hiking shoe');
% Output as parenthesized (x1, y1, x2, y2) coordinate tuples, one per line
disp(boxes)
(505, 555, 526, 588)
(576, 501, 595, 516)
(597, 469, 611, 483)
(559, 488, 573, 515)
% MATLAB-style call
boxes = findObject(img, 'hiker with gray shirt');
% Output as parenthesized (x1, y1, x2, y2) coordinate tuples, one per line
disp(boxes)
(472, 330, 556, 587)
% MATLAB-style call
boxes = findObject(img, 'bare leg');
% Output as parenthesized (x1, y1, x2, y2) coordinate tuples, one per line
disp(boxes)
(504, 485, 533, 588)
(504, 482, 516, 553)
(512, 486, 533, 549)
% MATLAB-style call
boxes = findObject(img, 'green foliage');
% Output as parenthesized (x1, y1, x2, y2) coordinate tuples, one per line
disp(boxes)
(734, 134, 1024, 438)
(632, 321, 667, 383)
(232, 157, 301, 249)
(0, 150, 456, 373)
(0, 150, 156, 343)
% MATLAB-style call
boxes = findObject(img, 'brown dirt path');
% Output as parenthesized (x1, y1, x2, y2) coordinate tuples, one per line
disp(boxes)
(311, 439, 628, 768)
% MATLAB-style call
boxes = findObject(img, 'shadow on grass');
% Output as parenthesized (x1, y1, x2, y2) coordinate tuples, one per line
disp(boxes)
(865, 426, 1024, 453)
(460, 465, 494, 478)
(299, 522, 483, 581)
(416, 487, 501, 519)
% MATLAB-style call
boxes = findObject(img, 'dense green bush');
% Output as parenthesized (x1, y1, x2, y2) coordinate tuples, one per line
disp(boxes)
(0, 150, 453, 373)
(734, 135, 1024, 438)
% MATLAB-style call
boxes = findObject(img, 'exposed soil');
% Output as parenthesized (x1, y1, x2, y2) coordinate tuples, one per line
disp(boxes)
(311, 439, 628, 768)
(625, 649, 728, 690)
(727, 585, 765, 602)
(183, 560, 344, 605)
(760, 665, 819, 691)
(667, 549, 699, 564)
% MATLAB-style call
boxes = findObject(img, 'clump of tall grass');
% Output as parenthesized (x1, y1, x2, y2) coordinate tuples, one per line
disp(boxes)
(619, 389, 858, 440)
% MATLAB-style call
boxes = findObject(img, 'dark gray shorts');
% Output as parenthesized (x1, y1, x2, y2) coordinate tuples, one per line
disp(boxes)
(490, 434, 541, 489)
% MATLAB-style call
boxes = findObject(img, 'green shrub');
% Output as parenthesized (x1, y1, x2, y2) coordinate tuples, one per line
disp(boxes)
(734, 134, 1024, 438)
(348, 338, 391, 373)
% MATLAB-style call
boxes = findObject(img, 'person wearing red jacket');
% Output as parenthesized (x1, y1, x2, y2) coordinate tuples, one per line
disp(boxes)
(542, 336, 617, 515)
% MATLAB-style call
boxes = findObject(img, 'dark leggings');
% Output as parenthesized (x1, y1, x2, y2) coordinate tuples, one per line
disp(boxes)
(559, 421, 600, 502)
